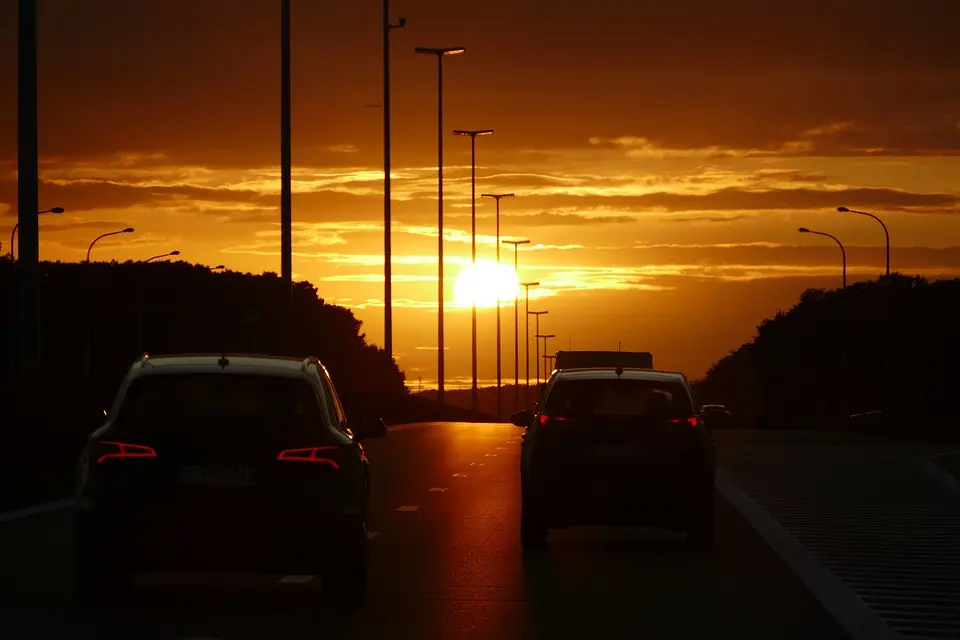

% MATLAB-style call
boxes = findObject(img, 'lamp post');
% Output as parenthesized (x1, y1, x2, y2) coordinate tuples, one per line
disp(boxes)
(502, 237, 529, 414)
(800, 227, 847, 417)
(16, 0, 41, 395)
(137, 250, 180, 355)
(529, 310, 548, 391)
(279, 0, 292, 292)
(84, 227, 135, 382)
(537, 333, 556, 384)
(415, 46, 465, 403)
(10, 207, 64, 259)
(382, 4, 406, 359)
(837, 206, 891, 417)
(482, 192, 515, 419)
(520, 282, 539, 407)
(453, 129, 494, 414)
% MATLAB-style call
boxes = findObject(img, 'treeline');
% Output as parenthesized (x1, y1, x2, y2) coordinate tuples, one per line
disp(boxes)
(693, 274, 960, 433)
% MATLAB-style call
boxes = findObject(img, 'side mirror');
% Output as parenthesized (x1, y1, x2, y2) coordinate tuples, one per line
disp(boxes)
(355, 415, 387, 440)
(510, 409, 533, 428)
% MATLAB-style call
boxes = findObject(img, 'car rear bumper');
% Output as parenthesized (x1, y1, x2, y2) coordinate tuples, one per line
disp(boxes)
(525, 460, 714, 529)
(74, 499, 364, 573)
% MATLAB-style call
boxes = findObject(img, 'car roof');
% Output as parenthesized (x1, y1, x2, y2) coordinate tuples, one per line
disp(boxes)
(555, 367, 687, 383)
(126, 353, 324, 379)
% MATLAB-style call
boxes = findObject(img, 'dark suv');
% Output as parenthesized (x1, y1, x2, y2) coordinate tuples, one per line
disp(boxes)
(512, 367, 715, 550)
(72, 353, 386, 606)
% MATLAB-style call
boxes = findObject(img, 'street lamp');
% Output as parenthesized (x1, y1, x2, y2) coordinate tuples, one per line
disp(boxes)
(837, 206, 892, 417)
(454, 128, 495, 414)
(520, 282, 539, 406)
(483, 193, 515, 419)
(145, 250, 180, 263)
(537, 333, 556, 382)
(502, 237, 529, 415)
(137, 250, 182, 354)
(529, 310, 548, 393)
(382, 5, 406, 359)
(415, 45, 465, 404)
(799, 227, 848, 417)
(86, 227, 134, 262)
(84, 226, 134, 382)
(9, 206, 64, 259)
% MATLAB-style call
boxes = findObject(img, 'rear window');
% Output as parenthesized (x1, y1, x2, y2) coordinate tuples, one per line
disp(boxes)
(544, 377, 693, 418)
(116, 374, 323, 425)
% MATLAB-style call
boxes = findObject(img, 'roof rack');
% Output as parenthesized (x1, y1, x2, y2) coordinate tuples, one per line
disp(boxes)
(301, 356, 321, 373)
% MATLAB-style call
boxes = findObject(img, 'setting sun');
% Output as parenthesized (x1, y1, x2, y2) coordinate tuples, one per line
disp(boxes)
(453, 261, 520, 308)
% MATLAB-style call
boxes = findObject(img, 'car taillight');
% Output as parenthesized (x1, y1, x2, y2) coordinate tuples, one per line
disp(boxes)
(277, 446, 341, 469)
(669, 416, 699, 428)
(538, 414, 573, 425)
(96, 441, 158, 464)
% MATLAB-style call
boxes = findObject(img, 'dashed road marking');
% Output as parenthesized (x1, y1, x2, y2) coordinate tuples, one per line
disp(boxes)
(469, 462, 476, 466)
(428, 487, 448, 492)
(497, 447, 507, 450)
(485, 453, 497, 457)
(396, 505, 421, 511)
(277, 574, 315, 584)
(453, 473, 467, 477)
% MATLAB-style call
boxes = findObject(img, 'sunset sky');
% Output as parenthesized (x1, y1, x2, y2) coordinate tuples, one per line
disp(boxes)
(2, 1, 959, 388)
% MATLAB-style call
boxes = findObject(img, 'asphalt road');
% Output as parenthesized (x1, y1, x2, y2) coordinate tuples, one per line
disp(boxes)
(0, 422, 849, 639)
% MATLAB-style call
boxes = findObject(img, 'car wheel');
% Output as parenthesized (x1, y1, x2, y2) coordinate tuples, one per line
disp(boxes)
(520, 497, 548, 547)
(320, 519, 368, 608)
(686, 477, 716, 551)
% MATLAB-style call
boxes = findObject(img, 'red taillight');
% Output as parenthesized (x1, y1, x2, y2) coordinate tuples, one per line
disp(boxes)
(669, 416, 699, 428)
(277, 446, 341, 468)
(538, 414, 573, 425)
(96, 441, 158, 464)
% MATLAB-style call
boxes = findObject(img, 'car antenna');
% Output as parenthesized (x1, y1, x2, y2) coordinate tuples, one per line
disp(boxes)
(218, 353, 229, 368)
(615, 366, 623, 378)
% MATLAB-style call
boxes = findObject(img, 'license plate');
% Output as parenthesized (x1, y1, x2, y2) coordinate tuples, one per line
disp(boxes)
(178, 465, 256, 487)
(589, 445, 647, 458)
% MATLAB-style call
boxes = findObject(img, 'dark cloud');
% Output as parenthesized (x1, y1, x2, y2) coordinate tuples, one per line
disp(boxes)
(518, 187, 958, 213)
(503, 212, 637, 226)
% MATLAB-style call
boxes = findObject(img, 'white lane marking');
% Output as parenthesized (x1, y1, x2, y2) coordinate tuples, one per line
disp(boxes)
(497, 447, 507, 450)
(921, 456, 960, 496)
(0, 498, 77, 523)
(478, 463, 485, 466)
(485, 453, 497, 457)
(715, 469, 898, 640)
(278, 574, 315, 584)
(396, 505, 420, 511)
(453, 473, 467, 477)
(428, 487, 448, 492)
(469, 462, 476, 466)
(366, 531, 379, 539)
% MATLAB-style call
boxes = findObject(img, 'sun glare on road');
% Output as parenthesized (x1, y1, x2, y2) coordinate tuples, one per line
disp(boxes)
(454, 261, 520, 308)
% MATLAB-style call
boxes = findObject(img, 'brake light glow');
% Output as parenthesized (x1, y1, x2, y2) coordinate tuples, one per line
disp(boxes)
(669, 416, 699, 428)
(96, 441, 158, 464)
(277, 446, 340, 468)
(538, 414, 573, 425)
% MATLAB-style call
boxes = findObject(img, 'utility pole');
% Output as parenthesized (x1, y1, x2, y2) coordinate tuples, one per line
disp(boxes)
(17, 0, 41, 398)
(382, 4, 405, 359)
(280, 0, 292, 293)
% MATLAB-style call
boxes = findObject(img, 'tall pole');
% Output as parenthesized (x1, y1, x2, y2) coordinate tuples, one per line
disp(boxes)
(838, 206, 891, 417)
(521, 281, 539, 407)
(539, 333, 556, 381)
(495, 197, 500, 418)
(800, 227, 848, 418)
(529, 311, 548, 386)
(453, 130, 494, 414)
(500, 235, 528, 413)
(17, 0, 40, 397)
(280, 0, 292, 293)
(416, 47, 464, 403)
(382, 7, 405, 360)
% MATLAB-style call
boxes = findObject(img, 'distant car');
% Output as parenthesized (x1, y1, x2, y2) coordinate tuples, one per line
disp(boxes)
(512, 366, 715, 550)
(72, 353, 386, 607)
(700, 404, 732, 430)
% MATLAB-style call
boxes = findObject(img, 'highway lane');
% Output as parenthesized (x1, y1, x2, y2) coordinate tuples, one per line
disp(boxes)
(0, 422, 849, 639)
